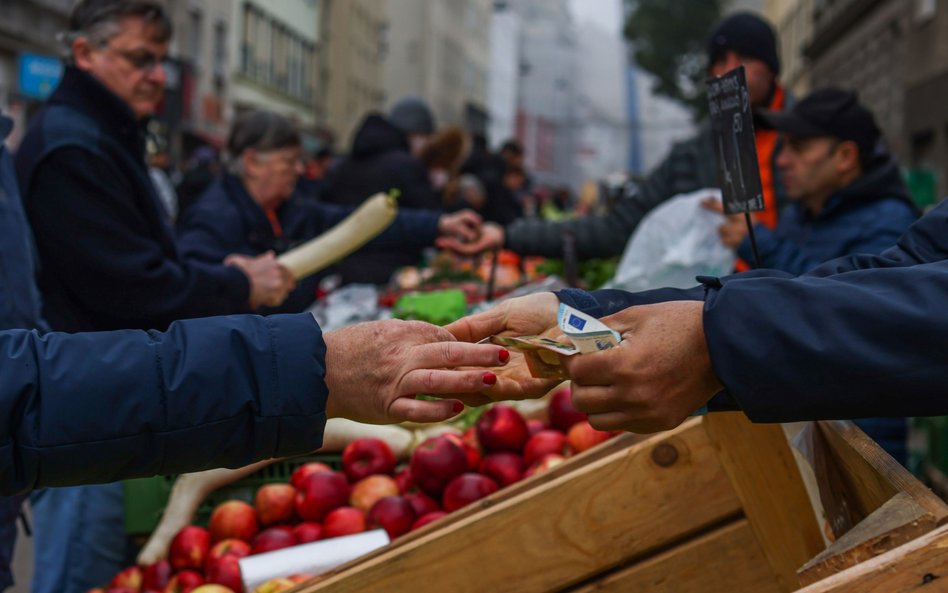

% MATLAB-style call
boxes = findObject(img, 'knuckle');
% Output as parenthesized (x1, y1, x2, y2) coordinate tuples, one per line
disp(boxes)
(440, 343, 463, 366)
(421, 370, 439, 391)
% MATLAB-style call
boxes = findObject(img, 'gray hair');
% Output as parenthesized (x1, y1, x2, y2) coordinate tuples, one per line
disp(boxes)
(226, 110, 301, 175)
(60, 0, 172, 62)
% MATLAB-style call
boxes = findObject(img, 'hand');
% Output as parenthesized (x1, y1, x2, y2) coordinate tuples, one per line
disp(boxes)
(702, 197, 748, 249)
(437, 222, 504, 255)
(563, 301, 723, 433)
(446, 293, 561, 401)
(323, 319, 511, 424)
(225, 251, 296, 309)
(437, 209, 482, 243)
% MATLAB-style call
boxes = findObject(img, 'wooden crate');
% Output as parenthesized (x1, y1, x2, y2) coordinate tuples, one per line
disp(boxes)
(290, 413, 948, 593)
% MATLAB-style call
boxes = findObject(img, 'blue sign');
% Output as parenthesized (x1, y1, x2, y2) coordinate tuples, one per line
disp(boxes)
(18, 53, 63, 100)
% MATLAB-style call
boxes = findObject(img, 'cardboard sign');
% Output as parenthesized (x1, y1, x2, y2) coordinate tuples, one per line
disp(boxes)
(707, 66, 764, 215)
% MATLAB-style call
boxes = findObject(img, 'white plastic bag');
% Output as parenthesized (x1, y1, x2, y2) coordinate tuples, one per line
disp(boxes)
(607, 189, 735, 291)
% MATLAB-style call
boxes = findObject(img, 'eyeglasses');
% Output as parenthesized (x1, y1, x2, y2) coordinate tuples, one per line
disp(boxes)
(108, 46, 169, 74)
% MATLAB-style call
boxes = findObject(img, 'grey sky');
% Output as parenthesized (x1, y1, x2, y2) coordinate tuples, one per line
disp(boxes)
(569, 0, 624, 36)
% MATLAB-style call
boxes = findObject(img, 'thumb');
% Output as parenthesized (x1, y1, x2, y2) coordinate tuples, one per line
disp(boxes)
(389, 397, 464, 424)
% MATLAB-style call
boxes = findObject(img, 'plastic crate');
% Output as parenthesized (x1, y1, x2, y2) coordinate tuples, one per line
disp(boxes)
(123, 454, 342, 535)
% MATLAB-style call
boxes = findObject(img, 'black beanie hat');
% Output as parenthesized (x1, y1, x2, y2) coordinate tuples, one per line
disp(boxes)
(708, 12, 780, 76)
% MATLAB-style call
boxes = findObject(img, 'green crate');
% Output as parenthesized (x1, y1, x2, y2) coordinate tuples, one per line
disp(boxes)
(123, 454, 342, 535)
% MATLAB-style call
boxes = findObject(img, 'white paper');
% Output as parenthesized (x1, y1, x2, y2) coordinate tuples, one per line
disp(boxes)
(239, 529, 390, 591)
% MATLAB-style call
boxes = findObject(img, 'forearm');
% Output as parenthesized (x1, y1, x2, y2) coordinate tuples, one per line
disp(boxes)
(0, 313, 328, 494)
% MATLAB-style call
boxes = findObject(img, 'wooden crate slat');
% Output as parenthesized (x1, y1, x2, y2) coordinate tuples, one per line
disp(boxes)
(704, 413, 825, 592)
(795, 522, 948, 593)
(296, 418, 742, 593)
(567, 518, 783, 593)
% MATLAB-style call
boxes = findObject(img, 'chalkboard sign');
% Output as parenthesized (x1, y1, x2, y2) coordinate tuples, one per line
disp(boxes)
(707, 66, 764, 215)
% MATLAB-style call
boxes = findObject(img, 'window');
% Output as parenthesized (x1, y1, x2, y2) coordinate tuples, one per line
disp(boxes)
(240, 5, 316, 102)
(189, 9, 203, 70)
(917, 0, 936, 23)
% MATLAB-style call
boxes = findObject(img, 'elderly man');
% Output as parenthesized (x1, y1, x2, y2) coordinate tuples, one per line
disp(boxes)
(177, 110, 480, 312)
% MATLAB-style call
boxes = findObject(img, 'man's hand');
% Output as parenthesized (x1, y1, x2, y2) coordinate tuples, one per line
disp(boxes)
(225, 251, 296, 309)
(563, 301, 723, 434)
(446, 293, 561, 402)
(437, 222, 505, 255)
(436, 209, 482, 243)
(702, 197, 748, 249)
(323, 319, 510, 424)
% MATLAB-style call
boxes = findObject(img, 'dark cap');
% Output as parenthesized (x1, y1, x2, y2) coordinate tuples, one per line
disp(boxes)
(389, 97, 436, 135)
(708, 12, 780, 76)
(757, 88, 880, 158)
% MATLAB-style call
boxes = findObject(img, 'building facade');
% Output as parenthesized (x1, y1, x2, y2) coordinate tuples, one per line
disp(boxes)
(384, 0, 491, 138)
(762, 0, 814, 96)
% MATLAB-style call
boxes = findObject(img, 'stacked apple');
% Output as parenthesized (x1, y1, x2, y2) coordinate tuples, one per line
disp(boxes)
(94, 387, 615, 593)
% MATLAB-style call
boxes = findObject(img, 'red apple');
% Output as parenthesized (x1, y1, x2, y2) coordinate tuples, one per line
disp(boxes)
(169, 526, 211, 571)
(204, 553, 243, 592)
(142, 560, 172, 591)
(462, 426, 480, 451)
(294, 470, 351, 521)
(525, 453, 566, 477)
(293, 521, 323, 544)
(254, 483, 296, 526)
(110, 566, 143, 591)
(567, 420, 613, 453)
(442, 473, 499, 512)
(190, 586, 236, 593)
(205, 538, 251, 570)
(290, 461, 333, 490)
(342, 438, 397, 482)
(250, 525, 298, 555)
(393, 468, 417, 494)
(442, 433, 481, 470)
(411, 511, 447, 530)
(162, 570, 204, 593)
(366, 496, 416, 539)
(526, 419, 548, 436)
(404, 491, 440, 517)
(478, 452, 525, 487)
(476, 405, 529, 453)
(548, 387, 586, 432)
(350, 474, 399, 512)
(106, 588, 137, 593)
(409, 436, 469, 496)
(322, 506, 366, 538)
(524, 430, 569, 466)
(208, 500, 258, 543)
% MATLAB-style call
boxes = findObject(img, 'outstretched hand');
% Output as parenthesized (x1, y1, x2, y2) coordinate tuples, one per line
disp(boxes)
(323, 319, 510, 424)
(563, 300, 723, 433)
(437, 221, 505, 256)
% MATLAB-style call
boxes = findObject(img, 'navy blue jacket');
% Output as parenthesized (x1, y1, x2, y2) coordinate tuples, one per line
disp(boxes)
(15, 67, 250, 332)
(177, 175, 441, 311)
(557, 197, 948, 422)
(737, 155, 918, 274)
(0, 313, 328, 496)
(0, 111, 47, 591)
(321, 114, 441, 284)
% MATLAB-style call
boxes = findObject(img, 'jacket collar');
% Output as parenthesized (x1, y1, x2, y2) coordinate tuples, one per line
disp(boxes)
(49, 66, 147, 156)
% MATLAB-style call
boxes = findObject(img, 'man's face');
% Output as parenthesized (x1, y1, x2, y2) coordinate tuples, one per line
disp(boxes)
(73, 17, 169, 119)
(775, 135, 847, 205)
(709, 51, 775, 108)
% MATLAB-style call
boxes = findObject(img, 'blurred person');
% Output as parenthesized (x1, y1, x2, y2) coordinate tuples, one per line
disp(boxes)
(320, 98, 443, 284)
(441, 12, 790, 260)
(419, 125, 470, 203)
(462, 134, 523, 226)
(446, 193, 948, 435)
(178, 110, 482, 312)
(146, 134, 178, 221)
(12, 2, 292, 590)
(296, 141, 334, 200)
(175, 144, 221, 216)
(706, 88, 918, 463)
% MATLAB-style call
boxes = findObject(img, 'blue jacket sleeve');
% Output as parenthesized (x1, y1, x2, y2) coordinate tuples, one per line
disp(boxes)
(0, 313, 328, 495)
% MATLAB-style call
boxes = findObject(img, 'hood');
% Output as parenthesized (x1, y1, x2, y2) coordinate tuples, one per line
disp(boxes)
(350, 114, 410, 159)
(821, 152, 914, 218)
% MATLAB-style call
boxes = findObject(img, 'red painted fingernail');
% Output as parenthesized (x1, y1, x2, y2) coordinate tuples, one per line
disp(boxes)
(453, 401, 464, 414)
(483, 372, 497, 386)
(498, 349, 510, 364)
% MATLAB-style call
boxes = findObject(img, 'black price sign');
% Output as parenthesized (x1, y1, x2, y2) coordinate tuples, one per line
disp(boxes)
(707, 66, 764, 215)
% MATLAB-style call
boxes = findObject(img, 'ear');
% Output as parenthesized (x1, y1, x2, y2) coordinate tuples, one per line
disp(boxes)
(835, 141, 861, 174)
(241, 150, 259, 178)
(72, 37, 97, 71)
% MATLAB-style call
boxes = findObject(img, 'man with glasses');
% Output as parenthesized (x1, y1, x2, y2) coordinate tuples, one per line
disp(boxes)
(13, 1, 292, 589)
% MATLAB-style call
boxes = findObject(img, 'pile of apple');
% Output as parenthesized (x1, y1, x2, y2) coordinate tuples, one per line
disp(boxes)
(93, 387, 615, 593)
